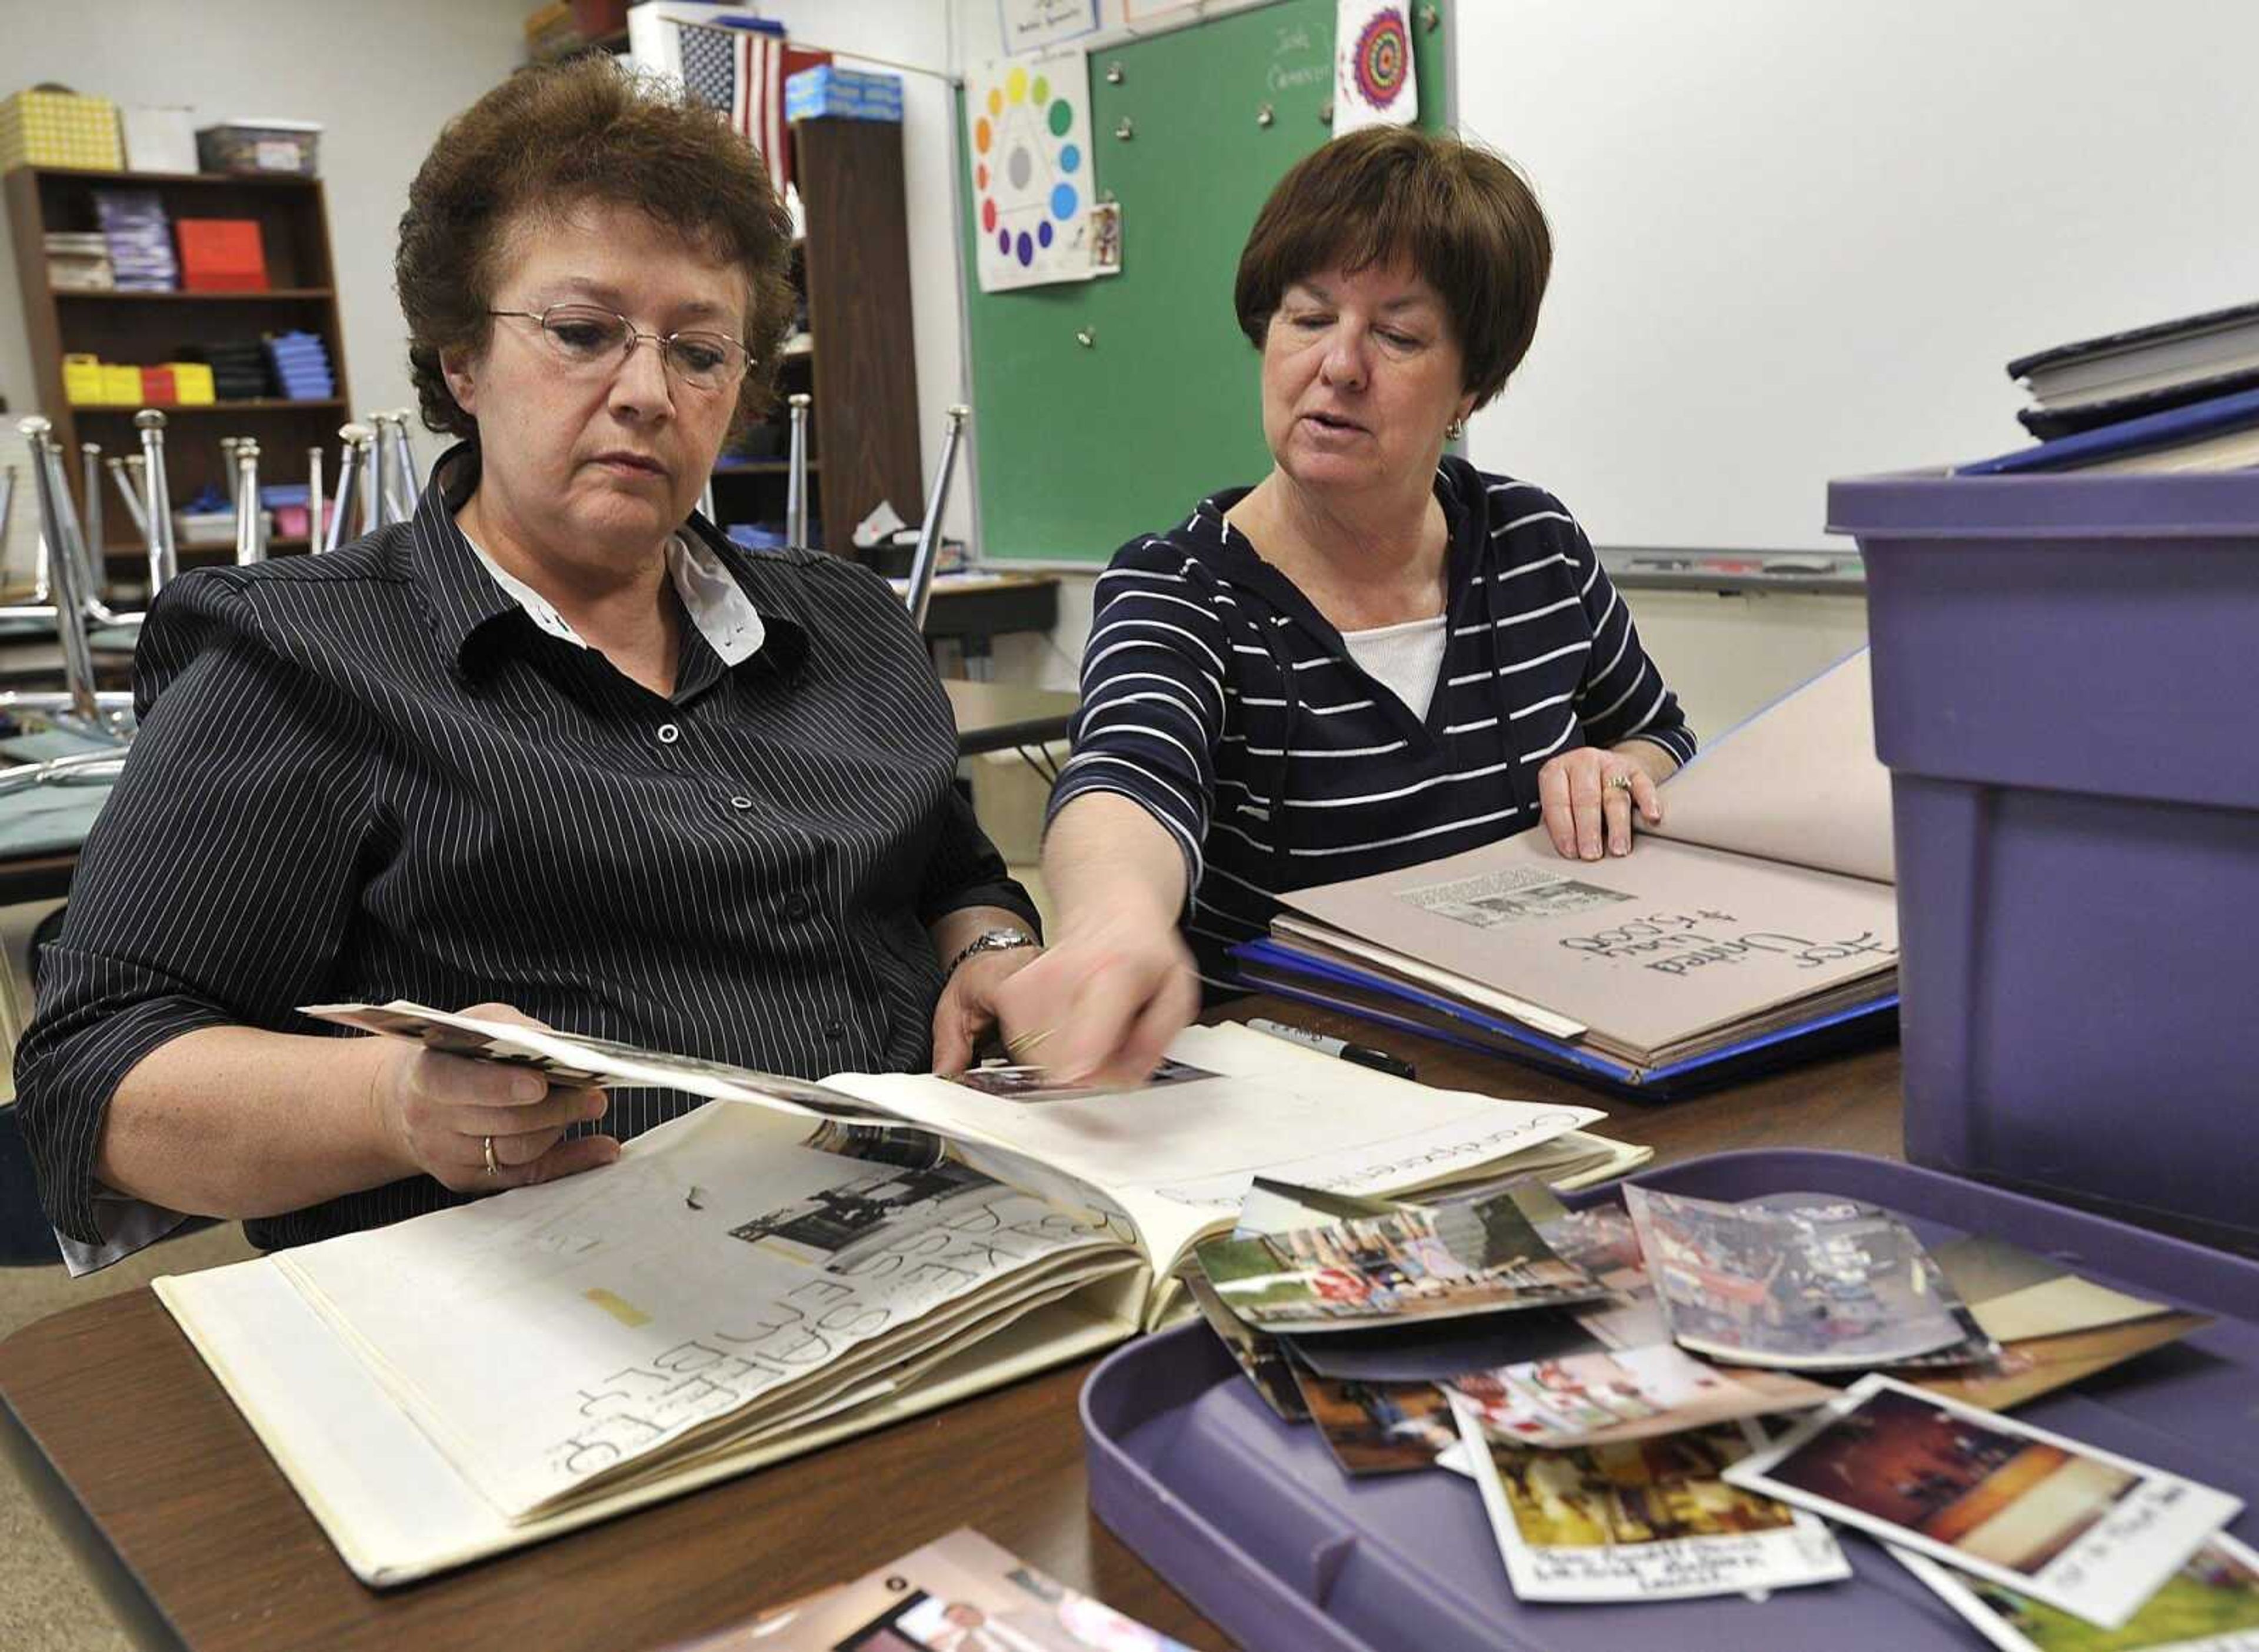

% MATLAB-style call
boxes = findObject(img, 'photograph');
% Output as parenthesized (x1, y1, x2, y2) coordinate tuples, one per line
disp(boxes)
(1728, 1375, 2244, 1630)
(1405, 866, 1635, 928)
(1892, 1533, 2259, 1652)
(1182, 1273, 1307, 1422)
(1234, 1176, 1408, 1239)
(1451, 1404, 1849, 1603)
(1290, 1367, 1456, 1476)
(719, 1528, 1192, 1652)
(1192, 1188, 1606, 1334)
(948, 1057, 1215, 1103)
(1446, 1344, 1832, 1449)
(729, 1161, 999, 1267)
(1625, 1184, 1989, 1370)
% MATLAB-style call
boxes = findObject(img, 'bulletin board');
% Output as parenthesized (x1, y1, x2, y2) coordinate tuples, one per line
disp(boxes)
(960, 0, 1450, 563)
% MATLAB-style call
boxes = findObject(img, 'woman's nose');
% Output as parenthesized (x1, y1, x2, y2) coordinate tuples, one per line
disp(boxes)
(609, 336, 677, 417)
(1319, 327, 1369, 390)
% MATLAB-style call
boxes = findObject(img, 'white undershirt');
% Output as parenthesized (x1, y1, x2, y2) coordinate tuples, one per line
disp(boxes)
(1340, 612, 1449, 723)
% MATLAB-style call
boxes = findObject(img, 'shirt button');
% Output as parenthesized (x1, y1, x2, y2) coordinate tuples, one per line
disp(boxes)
(822, 1018, 847, 1041)
(657, 722, 681, 745)
(783, 894, 811, 921)
(729, 795, 755, 811)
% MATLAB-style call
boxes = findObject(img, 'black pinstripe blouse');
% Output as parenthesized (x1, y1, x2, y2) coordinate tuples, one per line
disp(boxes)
(15, 445, 1035, 1251)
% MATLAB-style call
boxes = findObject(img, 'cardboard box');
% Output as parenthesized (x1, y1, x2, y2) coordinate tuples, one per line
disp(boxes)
(785, 66, 905, 124)
(968, 742, 1066, 866)
(176, 219, 268, 292)
(0, 88, 124, 171)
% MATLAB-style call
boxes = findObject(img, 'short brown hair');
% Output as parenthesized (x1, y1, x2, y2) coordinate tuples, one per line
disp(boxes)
(396, 56, 795, 442)
(1234, 126, 1551, 409)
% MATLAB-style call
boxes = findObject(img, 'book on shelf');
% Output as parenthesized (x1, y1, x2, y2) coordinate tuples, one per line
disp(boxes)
(156, 1009, 1645, 1586)
(1237, 651, 1897, 1093)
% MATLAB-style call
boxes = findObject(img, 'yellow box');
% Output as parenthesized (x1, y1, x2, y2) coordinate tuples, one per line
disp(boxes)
(62, 353, 106, 405)
(100, 364, 144, 405)
(165, 361, 215, 404)
(0, 88, 124, 172)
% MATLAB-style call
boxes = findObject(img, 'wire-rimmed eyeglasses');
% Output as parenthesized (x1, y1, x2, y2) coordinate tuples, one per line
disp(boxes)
(487, 303, 754, 394)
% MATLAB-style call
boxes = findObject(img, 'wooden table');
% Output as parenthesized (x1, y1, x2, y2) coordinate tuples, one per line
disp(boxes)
(941, 677, 1078, 757)
(915, 572, 1059, 661)
(0, 1001, 1903, 1652)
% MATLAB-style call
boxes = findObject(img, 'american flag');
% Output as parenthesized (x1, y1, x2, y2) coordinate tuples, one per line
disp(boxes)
(677, 21, 804, 195)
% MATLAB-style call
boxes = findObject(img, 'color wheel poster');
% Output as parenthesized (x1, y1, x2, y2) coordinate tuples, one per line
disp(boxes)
(968, 49, 1100, 292)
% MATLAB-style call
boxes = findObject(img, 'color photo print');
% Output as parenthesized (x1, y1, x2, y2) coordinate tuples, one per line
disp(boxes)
(1445, 1344, 1832, 1451)
(1290, 1367, 1456, 1476)
(1624, 1185, 1990, 1370)
(708, 1527, 1191, 1652)
(1727, 1376, 2243, 1630)
(1192, 1189, 1607, 1334)
(1891, 1533, 2259, 1652)
(1447, 1401, 1848, 1603)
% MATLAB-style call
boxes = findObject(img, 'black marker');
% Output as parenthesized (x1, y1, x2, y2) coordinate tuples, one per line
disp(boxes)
(1248, 1017, 1417, 1080)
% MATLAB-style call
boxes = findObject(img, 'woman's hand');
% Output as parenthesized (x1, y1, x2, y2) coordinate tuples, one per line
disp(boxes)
(988, 907, 1200, 1088)
(1537, 744, 1669, 861)
(369, 1003, 618, 1193)
(931, 944, 1046, 1074)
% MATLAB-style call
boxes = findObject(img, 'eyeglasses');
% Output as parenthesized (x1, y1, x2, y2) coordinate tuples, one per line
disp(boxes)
(487, 303, 754, 394)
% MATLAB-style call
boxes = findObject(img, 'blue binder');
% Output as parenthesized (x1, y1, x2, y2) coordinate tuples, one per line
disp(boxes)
(1231, 937, 1897, 1100)
(1958, 384, 2259, 474)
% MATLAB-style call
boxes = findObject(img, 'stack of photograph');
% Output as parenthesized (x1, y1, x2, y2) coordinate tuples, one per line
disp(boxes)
(1182, 1175, 2257, 1643)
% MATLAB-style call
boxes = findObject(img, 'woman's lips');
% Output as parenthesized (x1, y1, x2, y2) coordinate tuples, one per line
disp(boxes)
(591, 451, 668, 479)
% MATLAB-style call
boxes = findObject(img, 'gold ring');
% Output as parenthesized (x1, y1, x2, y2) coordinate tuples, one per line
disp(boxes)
(483, 1134, 500, 1178)
(1004, 1026, 1056, 1057)
(1604, 772, 1635, 791)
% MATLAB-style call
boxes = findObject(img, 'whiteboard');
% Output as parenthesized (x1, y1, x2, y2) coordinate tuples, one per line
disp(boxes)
(1459, 1, 2259, 550)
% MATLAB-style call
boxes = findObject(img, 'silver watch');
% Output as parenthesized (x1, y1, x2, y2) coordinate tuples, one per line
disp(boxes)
(946, 927, 1039, 977)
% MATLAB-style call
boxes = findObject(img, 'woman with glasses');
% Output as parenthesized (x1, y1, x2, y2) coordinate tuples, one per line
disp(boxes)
(15, 59, 1041, 1266)
(995, 127, 1694, 1085)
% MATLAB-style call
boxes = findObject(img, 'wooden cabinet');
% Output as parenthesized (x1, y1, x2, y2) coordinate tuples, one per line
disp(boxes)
(2, 165, 351, 585)
(712, 116, 923, 560)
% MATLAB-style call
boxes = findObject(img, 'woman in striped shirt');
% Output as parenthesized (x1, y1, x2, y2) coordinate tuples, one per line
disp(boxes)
(995, 128, 1693, 1084)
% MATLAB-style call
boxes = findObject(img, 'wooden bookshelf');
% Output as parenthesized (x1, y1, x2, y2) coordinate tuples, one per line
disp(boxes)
(3, 165, 352, 582)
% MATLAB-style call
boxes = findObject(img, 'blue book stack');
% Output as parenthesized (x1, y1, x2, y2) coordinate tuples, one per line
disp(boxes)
(263, 331, 335, 401)
(92, 189, 177, 292)
(1955, 384, 2259, 475)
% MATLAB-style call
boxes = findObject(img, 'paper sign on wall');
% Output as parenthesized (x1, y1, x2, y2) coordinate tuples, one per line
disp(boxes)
(997, 0, 1100, 54)
(1333, 1, 1418, 135)
(968, 49, 1101, 292)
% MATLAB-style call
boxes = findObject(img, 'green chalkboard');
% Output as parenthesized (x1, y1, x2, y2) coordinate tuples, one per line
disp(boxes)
(961, 0, 1450, 563)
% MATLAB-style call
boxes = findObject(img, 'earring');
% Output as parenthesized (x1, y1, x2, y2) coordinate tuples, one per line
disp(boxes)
(1445, 417, 1467, 442)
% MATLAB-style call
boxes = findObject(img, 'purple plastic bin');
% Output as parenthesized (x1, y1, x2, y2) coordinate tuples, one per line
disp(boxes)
(1829, 470, 2259, 1254)
(1082, 1150, 2259, 1652)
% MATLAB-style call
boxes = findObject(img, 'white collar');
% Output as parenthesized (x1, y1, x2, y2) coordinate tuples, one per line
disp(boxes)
(457, 522, 766, 667)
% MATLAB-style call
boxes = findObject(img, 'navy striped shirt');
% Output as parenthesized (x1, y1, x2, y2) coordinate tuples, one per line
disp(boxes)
(16, 445, 1035, 1251)
(1049, 457, 1695, 984)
